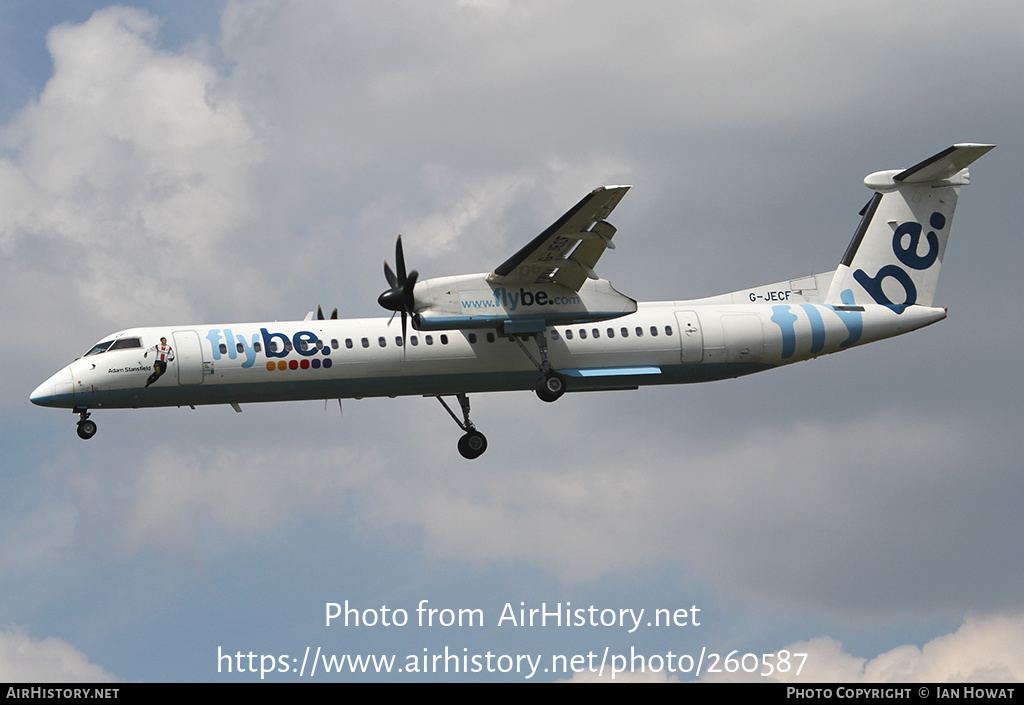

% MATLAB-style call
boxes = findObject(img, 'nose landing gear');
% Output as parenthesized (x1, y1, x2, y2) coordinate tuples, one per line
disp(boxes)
(74, 408, 97, 440)
(436, 393, 488, 459)
(457, 429, 488, 459)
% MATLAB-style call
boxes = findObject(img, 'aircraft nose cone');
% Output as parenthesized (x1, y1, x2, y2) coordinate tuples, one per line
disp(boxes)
(30, 380, 55, 406)
(30, 368, 73, 408)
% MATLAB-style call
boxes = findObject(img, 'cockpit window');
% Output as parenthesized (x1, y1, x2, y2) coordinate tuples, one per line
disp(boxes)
(84, 340, 115, 356)
(108, 337, 142, 351)
(84, 337, 142, 356)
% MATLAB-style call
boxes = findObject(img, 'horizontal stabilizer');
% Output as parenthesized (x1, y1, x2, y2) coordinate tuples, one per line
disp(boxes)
(894, 143, 995, 184)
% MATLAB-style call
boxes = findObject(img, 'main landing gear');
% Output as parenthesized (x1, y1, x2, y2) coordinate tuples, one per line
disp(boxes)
(75, 407, 97, 440)
(436, 394, 487, 459)
(535, 370, 566, 402)
(511, 331, 566, 403)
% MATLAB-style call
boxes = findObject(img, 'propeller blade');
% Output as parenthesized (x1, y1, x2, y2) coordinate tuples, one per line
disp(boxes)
(404, 270, 419, 297)
(384, 261, 398, 289)
(317, 305, 325, 320)
(330, 308, 338, 320)
(395, 235, 406, 283)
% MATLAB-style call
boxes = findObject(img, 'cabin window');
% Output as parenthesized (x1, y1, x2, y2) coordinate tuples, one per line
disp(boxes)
(565, 329, 574, 340)
(579, 329, 587, 339)
(425, 335, 434, 345)
(635, 327, 643, 337)
(650, 326, 658, 337)
(592, 328, 600, 339)
(468, 333, 477, 344)
(607, 328, 615, 339)
(378, 337, 386, 348)
(410, 336, 418, 346)
(621, 327, 629, 338)
(219, 343, 228, 354)
(361, 338, 369, 348)
(284, 340, 293, 352)
(665, 325, 673, 336)
(270, 340, 281, 353)
(236, 342, 244, 354)
(440, 334, 449, 345)
(344, 338, 352, 349)
(486, 332, 495, 343)
(254, 342, 262, 353)
(395, 336, 403, 347)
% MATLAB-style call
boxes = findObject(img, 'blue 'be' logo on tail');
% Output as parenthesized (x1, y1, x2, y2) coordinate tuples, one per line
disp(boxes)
(852, 212, 945, 313)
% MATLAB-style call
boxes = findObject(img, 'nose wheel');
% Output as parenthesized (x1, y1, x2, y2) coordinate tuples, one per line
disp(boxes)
(436, 393, 488, 459)
(74, 408, 97, 440)
(457, 430, 487, 460)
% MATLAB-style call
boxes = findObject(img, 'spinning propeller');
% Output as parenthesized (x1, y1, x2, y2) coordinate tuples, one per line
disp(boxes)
(377, 235, 418, 343)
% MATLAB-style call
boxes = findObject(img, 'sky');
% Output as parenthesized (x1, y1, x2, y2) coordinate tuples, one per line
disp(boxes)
(2, 0, 1023, 683)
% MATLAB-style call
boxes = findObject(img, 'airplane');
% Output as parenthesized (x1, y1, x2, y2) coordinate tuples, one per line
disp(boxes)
(30, 143, 994, 459)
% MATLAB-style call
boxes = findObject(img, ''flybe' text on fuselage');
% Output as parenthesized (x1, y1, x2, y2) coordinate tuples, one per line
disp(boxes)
(205, 328, 326, 369)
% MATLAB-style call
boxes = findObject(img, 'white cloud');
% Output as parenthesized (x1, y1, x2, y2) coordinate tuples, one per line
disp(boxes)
(0, 6, 261, 326)
(28, 7, 257, 242)
(348, 406, 1009, 604)
(0, 502, 76, 575)
(50, 403, 1021, 617)
(65, 441, 387, 556)
(0, 628, 117, 683)
(561, 668, 679, 683)
(701, 614, 1024, 682)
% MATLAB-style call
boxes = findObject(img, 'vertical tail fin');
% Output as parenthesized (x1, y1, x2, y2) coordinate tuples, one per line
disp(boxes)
(825, 144, 994, 311)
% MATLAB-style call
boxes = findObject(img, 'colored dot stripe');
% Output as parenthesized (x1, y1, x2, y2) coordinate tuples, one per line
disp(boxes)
(265, 358, 333, 371)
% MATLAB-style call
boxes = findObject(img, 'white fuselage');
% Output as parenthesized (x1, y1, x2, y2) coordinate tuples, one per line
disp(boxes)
(30, 290, 946, 412)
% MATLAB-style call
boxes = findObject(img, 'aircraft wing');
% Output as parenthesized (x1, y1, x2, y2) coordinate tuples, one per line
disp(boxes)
(488, 185, 631, 292)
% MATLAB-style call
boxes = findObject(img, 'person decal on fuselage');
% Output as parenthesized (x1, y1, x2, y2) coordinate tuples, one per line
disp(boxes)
(144, 337, 175, 387)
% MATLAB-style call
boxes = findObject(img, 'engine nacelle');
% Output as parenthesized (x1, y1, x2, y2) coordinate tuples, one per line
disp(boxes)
(411, 274, 637, 333)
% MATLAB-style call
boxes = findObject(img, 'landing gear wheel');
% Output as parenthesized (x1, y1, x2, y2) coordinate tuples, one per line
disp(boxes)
(457, 430, 488, 459)
(77, 419, 97, 440)
(535, 372, 566, 402)
(437, 394, 489, 459)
